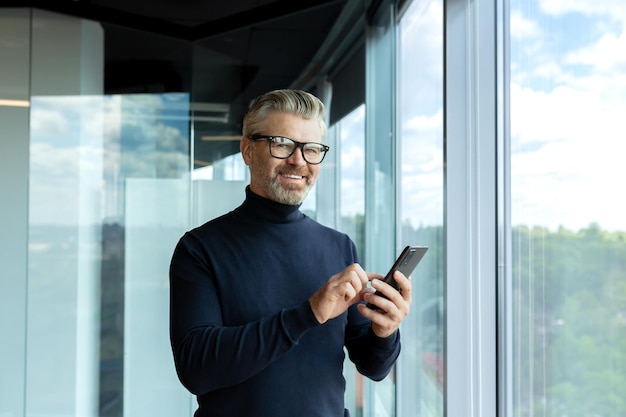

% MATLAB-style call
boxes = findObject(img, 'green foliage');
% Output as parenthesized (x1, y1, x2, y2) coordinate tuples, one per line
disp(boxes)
(512, 224, 626, 417)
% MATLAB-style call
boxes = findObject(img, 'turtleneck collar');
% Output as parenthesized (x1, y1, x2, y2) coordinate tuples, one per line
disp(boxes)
(235, 186, 305, 223)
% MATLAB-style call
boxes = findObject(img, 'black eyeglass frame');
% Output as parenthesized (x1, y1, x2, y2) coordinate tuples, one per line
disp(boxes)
(248, 134, 330, 165)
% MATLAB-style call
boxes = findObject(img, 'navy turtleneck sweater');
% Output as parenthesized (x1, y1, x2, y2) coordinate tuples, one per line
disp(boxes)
(169, 187, 400, 417)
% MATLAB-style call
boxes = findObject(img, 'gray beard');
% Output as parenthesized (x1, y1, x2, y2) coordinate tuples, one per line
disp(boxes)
(268, 179, 312, 205)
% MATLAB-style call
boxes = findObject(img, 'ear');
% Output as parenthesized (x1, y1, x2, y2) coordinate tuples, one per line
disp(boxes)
(240, 137, 254, 165)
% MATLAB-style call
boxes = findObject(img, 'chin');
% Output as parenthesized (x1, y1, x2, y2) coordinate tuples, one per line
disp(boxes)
(270, 184, 310, 205)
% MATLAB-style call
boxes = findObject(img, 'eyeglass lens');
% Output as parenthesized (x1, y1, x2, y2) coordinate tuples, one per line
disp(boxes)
(269, 137, 326, 163)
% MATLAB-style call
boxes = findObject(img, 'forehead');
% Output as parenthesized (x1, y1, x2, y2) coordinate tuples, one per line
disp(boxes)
(258, 111, 324, 142)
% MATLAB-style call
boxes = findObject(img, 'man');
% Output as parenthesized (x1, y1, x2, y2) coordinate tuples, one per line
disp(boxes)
(169, 89, 412, 417)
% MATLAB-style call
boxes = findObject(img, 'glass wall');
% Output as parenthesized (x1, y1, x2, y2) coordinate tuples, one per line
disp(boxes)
(0, 8, 30, 416)
(0, 9, 197, 417)
(27, 93, 192, 417)
(509, 0, 626, 416)
(338, 104, 366, 258)
(397, 0, 444, 415)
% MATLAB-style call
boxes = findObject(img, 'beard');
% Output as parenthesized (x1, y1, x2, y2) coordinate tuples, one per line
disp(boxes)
(267, 171, 314, 205)
(247, 150, 318, 205)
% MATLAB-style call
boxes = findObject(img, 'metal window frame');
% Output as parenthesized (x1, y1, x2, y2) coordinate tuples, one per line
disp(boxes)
(444, 0, 504, 416)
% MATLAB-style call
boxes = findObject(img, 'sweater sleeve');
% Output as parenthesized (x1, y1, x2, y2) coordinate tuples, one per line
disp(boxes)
(169, 235, 321, 395)
(344, 303, 401, 381)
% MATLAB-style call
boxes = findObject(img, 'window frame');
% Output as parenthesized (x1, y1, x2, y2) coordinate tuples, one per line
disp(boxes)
(443, 0, 504, 415)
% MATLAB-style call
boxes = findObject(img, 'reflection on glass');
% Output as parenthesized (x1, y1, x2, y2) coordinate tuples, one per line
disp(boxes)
(510, 1, 626, 415)
(398, 0, 444, 415)
(338, 104, 366, 258)
(28, 94, 191, 417)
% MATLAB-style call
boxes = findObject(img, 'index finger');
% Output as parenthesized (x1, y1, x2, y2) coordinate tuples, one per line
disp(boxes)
(393, 270, 412, 298)
(366, 271, 384, 282)
(347, 263, 370, 287)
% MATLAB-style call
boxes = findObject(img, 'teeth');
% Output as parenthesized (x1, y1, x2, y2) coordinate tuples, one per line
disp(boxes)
(283, 174, 303, 179)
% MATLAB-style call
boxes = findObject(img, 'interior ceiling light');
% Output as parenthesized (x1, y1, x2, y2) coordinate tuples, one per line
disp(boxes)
(0, 99, 30, 108)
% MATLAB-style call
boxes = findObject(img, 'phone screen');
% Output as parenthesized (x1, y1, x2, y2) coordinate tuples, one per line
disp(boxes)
(366, 245, 428, 309)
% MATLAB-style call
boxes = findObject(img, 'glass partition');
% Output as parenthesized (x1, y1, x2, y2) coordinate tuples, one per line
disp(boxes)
(27, 93, 192, 417)
(0, 8, 30, 417)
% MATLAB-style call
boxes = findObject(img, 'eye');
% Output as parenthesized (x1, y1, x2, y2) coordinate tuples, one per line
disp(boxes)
(304, 144, 325, 155)
(303, 145, 322, 156)
(270, 137, 295, 151)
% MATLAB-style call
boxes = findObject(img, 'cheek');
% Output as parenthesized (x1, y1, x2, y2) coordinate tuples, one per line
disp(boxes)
(310, 166, 321, 178)
(250, 157, 277, 180)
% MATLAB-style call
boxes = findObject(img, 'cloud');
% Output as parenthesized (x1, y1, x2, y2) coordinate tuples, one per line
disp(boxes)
(338, 106, 365, 217)
(399, 0, 444, 115)
(399, 111, 444, 228)
(566, 30, 626, 73)
(508, 0, 626, 231)
(540, 0, 626, 21)
(29, 94, 190, 225)
(511, 10, 544, 40)
(510, 79, 626, 231)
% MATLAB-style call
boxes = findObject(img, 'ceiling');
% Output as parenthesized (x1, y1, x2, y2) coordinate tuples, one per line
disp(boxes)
(3, 0, 354, 165)
(8, 0, 347, 97)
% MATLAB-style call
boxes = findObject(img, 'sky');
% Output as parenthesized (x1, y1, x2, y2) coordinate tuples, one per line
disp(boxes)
(510, 0, 626, 232)
(340, 0, 626, 232)
(29, 94, 190, 226)
(332, 0, 626, 233)
(394, 0, 444, 231)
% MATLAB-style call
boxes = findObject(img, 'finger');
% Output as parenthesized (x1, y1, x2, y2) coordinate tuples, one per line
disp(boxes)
(341, 264, 368, 286)
(370, 278, 402, 303)
(357, 302, 401, 337)
(358, 286, 375, 302)
(393, 270, 413, 302)
(342, 270, 366, 303)
(348, 269, 366, 292)
(371, 278, 411, 318)
(366, 289, 399, 314)
(366, 271, 384, 282)
(353, 264, 370, 286)
(341, 281, 358, 301)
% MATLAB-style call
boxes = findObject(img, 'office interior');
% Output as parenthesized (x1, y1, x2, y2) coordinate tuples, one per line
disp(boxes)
(1, 0, 625, 416)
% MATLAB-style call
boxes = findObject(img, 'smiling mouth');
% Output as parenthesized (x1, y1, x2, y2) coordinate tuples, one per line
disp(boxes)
(282, 174, 304, 180)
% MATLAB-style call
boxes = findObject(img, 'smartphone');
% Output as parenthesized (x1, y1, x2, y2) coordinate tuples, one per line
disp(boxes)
(366, 245, 429, 309)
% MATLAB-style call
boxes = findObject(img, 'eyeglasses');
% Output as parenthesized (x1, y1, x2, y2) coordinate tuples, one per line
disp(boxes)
(248, 134, 330, 165)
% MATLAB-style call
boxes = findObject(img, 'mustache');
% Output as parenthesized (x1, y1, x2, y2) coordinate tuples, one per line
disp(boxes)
(277, 169, 309, 177)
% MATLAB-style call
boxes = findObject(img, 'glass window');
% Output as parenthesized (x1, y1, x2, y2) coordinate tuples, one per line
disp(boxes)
(509, 1, 626, 415)
(332, 104, 367, 417)
(365, 1, 398, 415)
(397, 0, 444, 415)
(338, 104, 366, 258)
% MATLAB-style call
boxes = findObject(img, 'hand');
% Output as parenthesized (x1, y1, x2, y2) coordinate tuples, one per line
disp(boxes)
(309, 263, 375, 324)
(357, 270, 412, 338)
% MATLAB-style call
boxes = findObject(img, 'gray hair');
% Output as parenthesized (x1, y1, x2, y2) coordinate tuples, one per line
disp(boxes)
(242, 89, 327, 139)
